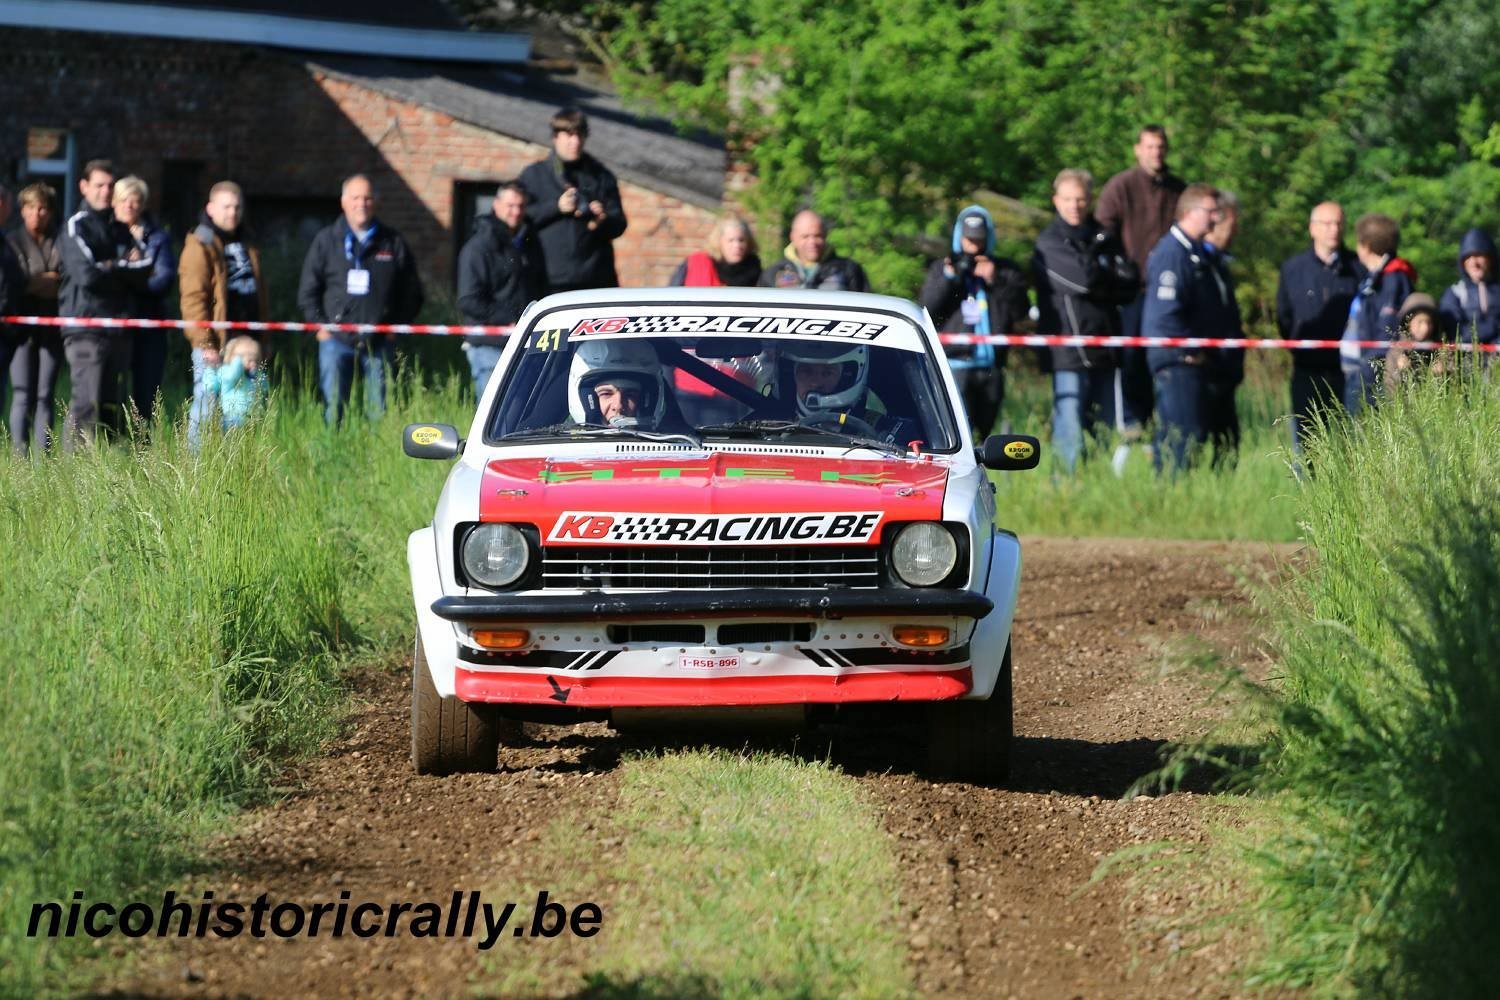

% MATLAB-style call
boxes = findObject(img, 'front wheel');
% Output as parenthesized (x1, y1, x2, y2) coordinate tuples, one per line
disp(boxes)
(411, 631, 505, 775)
(926, 641, 1013, 785)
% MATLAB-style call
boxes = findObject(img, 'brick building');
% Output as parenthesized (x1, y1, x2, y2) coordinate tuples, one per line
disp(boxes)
(0, 0, 728, 297)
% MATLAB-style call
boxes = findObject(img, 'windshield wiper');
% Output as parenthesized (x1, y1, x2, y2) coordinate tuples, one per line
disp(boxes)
(501, 424, 702, 448)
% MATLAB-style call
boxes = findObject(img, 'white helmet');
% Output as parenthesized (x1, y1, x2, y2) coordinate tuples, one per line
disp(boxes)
(567, 339, 668, 429)
(780, 341, 869, 419)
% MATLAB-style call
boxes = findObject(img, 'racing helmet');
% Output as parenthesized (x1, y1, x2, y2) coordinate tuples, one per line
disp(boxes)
(780, 340, 869, 419)
(567, 339, 668, 429)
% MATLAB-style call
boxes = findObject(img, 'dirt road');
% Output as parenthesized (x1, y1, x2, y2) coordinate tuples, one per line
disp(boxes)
(109, 537, 1284, 999)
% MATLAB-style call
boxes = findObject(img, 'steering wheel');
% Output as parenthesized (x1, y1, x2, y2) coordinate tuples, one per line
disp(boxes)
(800, 411, 880, 438)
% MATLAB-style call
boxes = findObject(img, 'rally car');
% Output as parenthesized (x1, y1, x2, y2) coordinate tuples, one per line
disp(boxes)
(404, 288, 1038, 783)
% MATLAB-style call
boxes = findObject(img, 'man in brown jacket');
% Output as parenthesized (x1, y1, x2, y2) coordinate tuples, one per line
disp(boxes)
(179, 181, 268, 444)
(1096, 125, 1187, 435)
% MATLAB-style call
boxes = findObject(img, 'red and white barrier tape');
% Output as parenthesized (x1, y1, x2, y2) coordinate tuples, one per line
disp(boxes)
(3, 315, 1497, 352)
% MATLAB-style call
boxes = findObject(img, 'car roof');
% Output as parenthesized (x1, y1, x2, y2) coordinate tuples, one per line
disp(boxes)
(520, 287, 930, 327)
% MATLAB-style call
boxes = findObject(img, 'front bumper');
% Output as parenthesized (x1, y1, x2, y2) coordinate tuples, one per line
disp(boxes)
(431, 588, 994, 623)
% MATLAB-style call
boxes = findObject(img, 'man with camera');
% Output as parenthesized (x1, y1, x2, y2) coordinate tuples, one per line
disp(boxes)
(518, 106, 627, 292)
(1032, 169, 1139, 471)
(919, 206, 1030, 439)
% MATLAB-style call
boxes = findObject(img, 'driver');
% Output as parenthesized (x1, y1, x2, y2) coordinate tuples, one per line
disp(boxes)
(568, 339, 668, 430)
(778, 341, 918, 445)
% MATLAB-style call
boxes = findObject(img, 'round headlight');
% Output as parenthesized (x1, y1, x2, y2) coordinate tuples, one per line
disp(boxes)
(891, 523, 958, 587)
(462, 524, 530, 588)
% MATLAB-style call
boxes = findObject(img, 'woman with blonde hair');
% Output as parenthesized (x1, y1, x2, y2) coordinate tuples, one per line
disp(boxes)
(669, 215, 761, 287)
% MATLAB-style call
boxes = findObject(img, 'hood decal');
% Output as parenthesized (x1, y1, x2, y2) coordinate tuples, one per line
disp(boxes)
(480, 452, 948, 544)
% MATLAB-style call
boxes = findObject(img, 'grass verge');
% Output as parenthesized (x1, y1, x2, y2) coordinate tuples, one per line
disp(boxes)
(488, 748, 912, 999)
(1149, 361, 1500, 996)
(0, 371, 469, 997)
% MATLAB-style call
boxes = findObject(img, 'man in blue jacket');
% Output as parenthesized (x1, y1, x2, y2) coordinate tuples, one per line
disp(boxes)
(1276, 202, 1363, 457)
(1141, 184, 1234, 474)
(298, 174, 424, 425)
(1438, 228, 1499, 353)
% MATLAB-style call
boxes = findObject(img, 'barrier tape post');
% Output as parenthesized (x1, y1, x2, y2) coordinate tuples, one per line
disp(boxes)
(2, 315, 1497, 352)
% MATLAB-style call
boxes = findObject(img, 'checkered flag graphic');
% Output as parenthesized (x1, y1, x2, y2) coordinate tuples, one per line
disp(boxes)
(622, 316, 684, 334)
(612, 515, 666, 541)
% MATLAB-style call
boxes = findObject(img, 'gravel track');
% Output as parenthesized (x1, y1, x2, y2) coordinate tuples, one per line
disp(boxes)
(106, 536, 1285, 999)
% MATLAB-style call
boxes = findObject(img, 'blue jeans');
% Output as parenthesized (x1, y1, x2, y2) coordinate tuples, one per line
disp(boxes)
(1051, 367, 1117, 472)
(188, 348, 215, 448)
(319, 336, 394, 425)
(465, 343, 504, 399)
(1152, 363, 1204, 475)
(1341, 361, 1379, 415)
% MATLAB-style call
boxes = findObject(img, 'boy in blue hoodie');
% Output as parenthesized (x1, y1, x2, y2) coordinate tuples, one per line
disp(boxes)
(1438, 228, 1499, 351)
(1340, 213, 1417, 413)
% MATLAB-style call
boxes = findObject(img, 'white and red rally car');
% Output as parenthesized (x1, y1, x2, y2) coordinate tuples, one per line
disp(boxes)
(405, 288, 1037, 783)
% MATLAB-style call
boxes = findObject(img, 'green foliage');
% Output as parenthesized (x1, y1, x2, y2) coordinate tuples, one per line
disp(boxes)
(0, 378, 469, 996)
(584, 0, 1500, 315)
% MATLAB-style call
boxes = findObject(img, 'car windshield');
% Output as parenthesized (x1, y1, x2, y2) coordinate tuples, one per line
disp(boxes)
(485, 321, 960, 452)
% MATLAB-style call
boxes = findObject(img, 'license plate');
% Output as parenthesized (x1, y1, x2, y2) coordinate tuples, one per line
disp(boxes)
(678, 653, 742, 671)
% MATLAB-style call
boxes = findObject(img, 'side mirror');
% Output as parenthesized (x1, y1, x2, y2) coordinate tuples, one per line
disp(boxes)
(403, 423, 462, 460)
(977, 434, 1041, 471)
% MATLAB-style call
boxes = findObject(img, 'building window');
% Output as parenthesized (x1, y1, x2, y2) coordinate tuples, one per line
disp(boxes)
(25, 127, 75, 215)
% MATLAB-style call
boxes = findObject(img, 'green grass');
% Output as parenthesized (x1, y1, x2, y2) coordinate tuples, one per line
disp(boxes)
(0, 371, 469, 997)
(988, 352, 1300, 542)
(488, 749, 913, 1000)
(1155, 360, 1500, 996)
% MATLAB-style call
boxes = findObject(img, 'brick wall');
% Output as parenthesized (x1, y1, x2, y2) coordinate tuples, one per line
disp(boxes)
(0, 28, 721, 294)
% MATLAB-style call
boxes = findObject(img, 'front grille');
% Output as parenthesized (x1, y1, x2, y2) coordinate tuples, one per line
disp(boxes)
(542, 546, 881, 591)
(717, 622, 815, 644)
(606, 624, 706, 644)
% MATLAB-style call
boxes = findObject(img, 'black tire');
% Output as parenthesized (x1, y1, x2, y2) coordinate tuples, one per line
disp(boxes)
(926, 641, 1013, 785)
(411, 631, 503, 775)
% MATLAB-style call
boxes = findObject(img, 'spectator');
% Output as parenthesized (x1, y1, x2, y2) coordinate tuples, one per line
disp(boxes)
(0, 186, 29, 434)
(1199, 190, 1246, 465)
(201, 335, 266, 430)
(1141, 183, 1233, 473)
(669, 215, 762, 287)
(58, 159, 155, 448)
(113, 175, 177, 425)
(297, 174, 424, 425)
(1096, 125, 1187, 434)
(1387, 292, 1446, 391)
(1438, 228, 1498, 351)
(921, 205, 1029, 439)
(1275, 201, 1362, 458)
(7, 182, 64, 455)
(518, 106, 627, 293)
(1340, 213, 1416, 414)
(761, 210, 870, 291)
(1032, 169, 1138, 470)
(179, 181, 269, 445)
(456, 180, 545, 397)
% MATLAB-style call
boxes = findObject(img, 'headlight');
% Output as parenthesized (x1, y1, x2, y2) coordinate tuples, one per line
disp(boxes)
(890, 523, 958, 587)
(462, 523, 530, 588)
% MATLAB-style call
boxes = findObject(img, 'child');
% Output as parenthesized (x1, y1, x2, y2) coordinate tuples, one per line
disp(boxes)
(1386, 293, 1446, 392)
(1438, 228, 1499, 348)
(202, 336, 266, 429)
(1341, 213, 1417, 412)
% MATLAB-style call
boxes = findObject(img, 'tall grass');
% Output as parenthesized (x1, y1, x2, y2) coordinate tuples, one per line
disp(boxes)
(1176, 362, 1500, 995)
(0, 372, 468, 996)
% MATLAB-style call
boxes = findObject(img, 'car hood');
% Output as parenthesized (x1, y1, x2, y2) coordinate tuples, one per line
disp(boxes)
(479, 452, 949, 545)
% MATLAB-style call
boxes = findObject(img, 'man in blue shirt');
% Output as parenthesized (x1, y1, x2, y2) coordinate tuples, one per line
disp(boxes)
(1141, 184, 1236, 474)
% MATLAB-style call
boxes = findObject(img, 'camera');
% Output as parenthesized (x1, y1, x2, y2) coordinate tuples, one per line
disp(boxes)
(953, 252, 978, 278)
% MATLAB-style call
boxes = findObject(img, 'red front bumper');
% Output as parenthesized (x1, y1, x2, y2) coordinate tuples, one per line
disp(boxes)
(454, 667, 973, 707)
